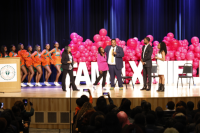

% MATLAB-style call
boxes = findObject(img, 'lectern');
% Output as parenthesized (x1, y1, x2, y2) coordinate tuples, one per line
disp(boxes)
(0, 57, 21, 92)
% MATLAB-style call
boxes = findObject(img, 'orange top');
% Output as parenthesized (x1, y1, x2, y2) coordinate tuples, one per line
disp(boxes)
(0, 52, 2, 58)
(18, 50, 26, 66)
(31, 51, 42, 67)
(49, 48, 61, 65)
(41, 49, 52, 66)
(9, 52, 18, 57)
(75, 95, 93, 115)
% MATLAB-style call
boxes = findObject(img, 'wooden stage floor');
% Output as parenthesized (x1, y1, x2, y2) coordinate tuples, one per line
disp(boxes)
(0, 83, 200, 98)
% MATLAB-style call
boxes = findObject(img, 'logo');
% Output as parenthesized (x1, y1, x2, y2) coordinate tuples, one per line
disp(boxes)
(0, 65, 16, 80)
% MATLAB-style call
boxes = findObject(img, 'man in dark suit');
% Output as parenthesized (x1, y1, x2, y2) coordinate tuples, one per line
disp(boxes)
(104, 39, 124, 90)
(141, 37, 153, 91)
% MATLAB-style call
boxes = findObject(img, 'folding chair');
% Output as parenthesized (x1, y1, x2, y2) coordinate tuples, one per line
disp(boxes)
(177, 63, 194, 89)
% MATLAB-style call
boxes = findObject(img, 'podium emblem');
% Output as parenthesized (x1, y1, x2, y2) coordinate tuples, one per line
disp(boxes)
(0, 65, 16, 80)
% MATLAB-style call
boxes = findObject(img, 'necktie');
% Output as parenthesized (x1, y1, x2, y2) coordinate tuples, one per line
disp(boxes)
(111, 48, 114, 63)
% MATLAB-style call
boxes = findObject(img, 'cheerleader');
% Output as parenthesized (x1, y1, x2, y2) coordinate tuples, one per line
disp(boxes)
(25, 45, 35, 87)
(18, 43, 28, 87)
(48, 41, 62, 86)
(9, 45, 18, 57)
(31, 45, 43, 86)
(1, 45, 9, 57)
(41, 44, 52, 86)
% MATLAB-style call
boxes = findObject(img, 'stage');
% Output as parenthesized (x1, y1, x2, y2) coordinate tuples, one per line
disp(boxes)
(0, 83, 200, 129)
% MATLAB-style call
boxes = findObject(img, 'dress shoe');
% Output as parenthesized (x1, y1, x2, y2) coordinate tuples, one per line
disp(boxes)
(140, 87, 146, 90)
(160, 84, 165, 92)
(146, 89, 151, 91)
(73, 89, 80, 91)
(62, 90, 66, 92)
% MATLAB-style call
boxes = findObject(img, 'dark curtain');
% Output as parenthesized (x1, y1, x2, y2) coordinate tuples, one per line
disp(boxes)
(1, 0, 200, 82)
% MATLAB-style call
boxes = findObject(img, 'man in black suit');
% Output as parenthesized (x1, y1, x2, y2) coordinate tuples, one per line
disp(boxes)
(141, 37, 153, 91)
(61, 46, 79, 91)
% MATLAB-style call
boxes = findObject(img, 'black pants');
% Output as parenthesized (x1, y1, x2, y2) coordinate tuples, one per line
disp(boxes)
(143, 66, 152, 89)
(62, 69, 77, 90)
(94, 71, 107, 88)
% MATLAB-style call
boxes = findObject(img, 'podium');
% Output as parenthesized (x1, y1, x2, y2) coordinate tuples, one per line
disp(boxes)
(0, 57, 21, 92)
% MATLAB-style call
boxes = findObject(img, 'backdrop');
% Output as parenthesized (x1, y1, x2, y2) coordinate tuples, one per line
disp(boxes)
(1, 0, 200, 82)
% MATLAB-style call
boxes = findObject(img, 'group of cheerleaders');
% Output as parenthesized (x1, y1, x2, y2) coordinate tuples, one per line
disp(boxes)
(0, 41, 62, 87)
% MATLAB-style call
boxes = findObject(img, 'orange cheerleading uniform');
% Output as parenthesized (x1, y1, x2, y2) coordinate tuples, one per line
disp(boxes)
(0, 52, 2, 58)
(18, 50, 27, 67)
(51, 48, 61, 66)
(31, 51, 42, 68)
(9, 52, 18, 57)
(41, 50, 52, 67)
(25, 52, 34, 67)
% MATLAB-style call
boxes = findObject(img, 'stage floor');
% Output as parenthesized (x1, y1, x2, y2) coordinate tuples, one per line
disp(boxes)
(0, 83, 200, 98)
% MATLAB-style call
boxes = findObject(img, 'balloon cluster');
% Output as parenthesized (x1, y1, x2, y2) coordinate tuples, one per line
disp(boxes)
(68, 29, 200, 83)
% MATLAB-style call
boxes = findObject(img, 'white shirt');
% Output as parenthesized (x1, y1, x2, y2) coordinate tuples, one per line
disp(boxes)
(108, 46, 117, 65)
(68, 54, 73, 70)
(143, 44, 149, 58)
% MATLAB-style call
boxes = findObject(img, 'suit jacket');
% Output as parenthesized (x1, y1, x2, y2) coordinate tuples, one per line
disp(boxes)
(141, 44, 153, 67)
(104, 45, 124, 70)
(61, 52, 74, 70)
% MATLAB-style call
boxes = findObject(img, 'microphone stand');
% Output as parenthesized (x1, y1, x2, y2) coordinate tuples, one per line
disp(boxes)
(70, 82, 72, 133)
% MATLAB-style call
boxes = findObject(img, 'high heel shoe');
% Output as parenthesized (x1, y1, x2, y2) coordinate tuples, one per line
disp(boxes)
(156, 83, 161, 92)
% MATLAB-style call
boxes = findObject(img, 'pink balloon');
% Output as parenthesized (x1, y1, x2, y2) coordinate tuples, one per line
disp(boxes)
(165, 56, 170, 61)
(195, 46, 200, 53)
(167, 32, 174, 39)
(96, 41, 104, 48)
(70, 32, 78, 40)
(116, 38, 120, 43)
(191, 36, 199, 44)
(84, 52, 89, 57)
(93, 34, 101, 42)
(75, 51, 81, 58)
(180, 53, 185, 60)
(73, 58, 77, 62)
(176, 56, 181, 61)
(189, 45, 194, 51)
(78, 45, 85, 53)
(101, 36, 106, 41)
(193, 61, 199, 69)
(125, 64, 130, 68)
(127, 39, 137, 49)
(78, 58, 83, 62)
(91, 56, 96, 62)
(127, 68, 132, 72)
(146, 35, 154, 42)
(186, 52, 194, 60)
(129, 72, 133, 77)
(164, 36, 170, 42)
(133, 37, 138, 41)
(130, 56, 137, 61)
(168, 51, 174, 58)
(91, 46, 97, 51)
(72, 38, 78, 44)
(87, 56, 92, 62)
(69, 44, 77, 53)
(173, 40, 179, 49)
(153, 41, 159, 46)
(193, 68, 197, 76)
(70, 41, 74, 44)
(76, 41, 82, 46)
(99, 29, 107, 36)
(82, 57, 86, 62)
(77, 36, 83, 42)
(141, 40, 144, 45)
(121, 41, 126, 46)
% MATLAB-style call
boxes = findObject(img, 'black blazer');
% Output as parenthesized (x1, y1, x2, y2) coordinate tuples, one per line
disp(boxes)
(141, 44, 153, 67)
(61, 52, 74, 70)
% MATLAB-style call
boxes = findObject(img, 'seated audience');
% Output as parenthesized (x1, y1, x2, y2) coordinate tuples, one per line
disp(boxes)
(155, 106, 165, 127)
(186, 101, 195, 123)
(134, 113, 146, 133)
(0, 117, 7, 133)
(130, 106, 143, 123)
(119, 98, 131, 117)
(163, 128, 179, 133)
(104, 112, 121, 133)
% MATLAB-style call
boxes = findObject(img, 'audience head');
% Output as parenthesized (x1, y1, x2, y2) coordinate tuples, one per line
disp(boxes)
(105, 112, 120, 127)
(173, 122, 185, 133)
(117, 111, 130, 128)
(95, 114, 105, 129)
(81, 95, 89, 103)
(194, 112, 200, 123)
(96, 96, 107, 112)
(155, 106, 164, 118)
(167, 101, 175, 110)
(141, 100, 147, 110)
(180, 101, 187, 109)
(14, 101, 25, 111)
(187, 101, 194, 111)
(143, 102, 151, 112)
(175, 106, 186, 115)
(134, 113, 145, 126)
(12, 106, 21, 117)
(0, 111, 11, 127)
(197, 100, 200, 110)
(90, 111, 105, 127)
(165, 118, 177, 128)
(146, 113, 156, 125)
(76, 98, 84, 107)
(130, 106, 142, 119)
(119, 98, 131, 112)
(0, 118, 7, 133)
(163, 128, 179, 133)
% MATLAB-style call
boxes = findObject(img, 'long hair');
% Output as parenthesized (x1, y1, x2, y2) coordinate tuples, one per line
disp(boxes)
(98, 47, 104, 56)
(1, 45, 7, 57)
(53, 41, 58, 48)
(34, 44, 40, 51)
(64, 46, 71, 54)
(10, 44, 15, 52)
(27, 45, 32, 54)
(18, 43, 23, 51)
(159, 42, 167, 55)
(73, 102, 94, 132)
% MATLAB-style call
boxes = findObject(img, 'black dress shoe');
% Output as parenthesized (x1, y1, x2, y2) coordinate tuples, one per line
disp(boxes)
(140, 87, 146, 90)
(146, 89, 151, 91)
(73, 89, 80, 91)
(63, 90, 67, 92)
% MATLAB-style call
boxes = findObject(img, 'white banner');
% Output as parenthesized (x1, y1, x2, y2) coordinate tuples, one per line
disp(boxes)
(0, 64, 17, 82)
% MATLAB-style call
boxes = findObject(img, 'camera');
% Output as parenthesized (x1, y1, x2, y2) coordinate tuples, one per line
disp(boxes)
(23, 99, 28, 106)
(0, 102, 3, 108)
(103, 92, 109, 96)
(83, 89, 89, 92)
